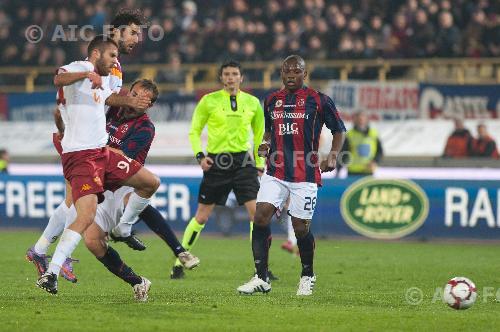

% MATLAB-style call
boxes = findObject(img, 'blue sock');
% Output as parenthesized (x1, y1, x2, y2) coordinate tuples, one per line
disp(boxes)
(252, 224, 271, 281)
(139, 205, 185, 256)
(97, 246, 142, 286)
(296, 231, 315, 277)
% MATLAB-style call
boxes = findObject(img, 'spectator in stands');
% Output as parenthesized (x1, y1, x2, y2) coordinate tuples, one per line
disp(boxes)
(347, 16, 365, 40)
(241, 40, 259, 62)
(305, 35, 327, 60)
(219, 39, 241, 62)
(435, 11, 462, 57)
(0, 149, 9, 173)
(367, 15, 388, 53)
(180, 0, 197, 31)
(463, 10, 488, 57)
(157, 53, 185, 84)
(268, 35, 287, 61)
(470, 124, 499, 158)
(411, 9, 436, 57)
(340, 111, 383, 176)
(0, 0, 499, 68)
(443, 118, 472, 158)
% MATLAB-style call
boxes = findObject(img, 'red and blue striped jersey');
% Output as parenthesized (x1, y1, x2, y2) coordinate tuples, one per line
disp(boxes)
(106, 107, 155, 165)
(264, 86, 346, 185)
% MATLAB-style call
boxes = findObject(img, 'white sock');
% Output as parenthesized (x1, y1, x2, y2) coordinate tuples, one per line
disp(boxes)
(47, 228, 81, 276)
(112, 222, 133, 238)
(34, 202, 69, 254)
(287, 215, 297, 246)
(64, 204, 77, 228)
(114, 192, 150, 237)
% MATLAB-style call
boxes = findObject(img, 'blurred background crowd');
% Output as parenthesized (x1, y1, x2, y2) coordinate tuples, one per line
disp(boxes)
(0, 0, 498, 72)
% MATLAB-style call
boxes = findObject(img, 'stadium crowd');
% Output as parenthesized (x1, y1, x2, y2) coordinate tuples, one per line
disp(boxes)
(0, 0, 498, 72)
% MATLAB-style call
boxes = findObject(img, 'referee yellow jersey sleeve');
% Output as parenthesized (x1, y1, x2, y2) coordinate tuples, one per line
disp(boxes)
(188, 95, 209, 156)
(251, 99, 265, 169)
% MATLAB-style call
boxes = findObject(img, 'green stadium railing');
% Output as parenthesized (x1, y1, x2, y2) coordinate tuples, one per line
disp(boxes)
(0, 57, 499, 93)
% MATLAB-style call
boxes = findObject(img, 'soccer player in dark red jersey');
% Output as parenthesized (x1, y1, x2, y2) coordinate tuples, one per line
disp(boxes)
(31, 79, 199, 294)
(44, 79, 198, 300)
(27, 11, 197, 284)
(238, 55, 346, 296)
(26, 9, 147, 282)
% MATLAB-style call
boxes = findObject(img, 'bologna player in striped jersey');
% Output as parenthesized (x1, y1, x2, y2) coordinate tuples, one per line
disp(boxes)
(238, 55, 346, 296)
(82, 79, 197, 301)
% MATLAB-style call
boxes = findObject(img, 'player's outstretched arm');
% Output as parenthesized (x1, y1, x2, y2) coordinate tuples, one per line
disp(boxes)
(105, 93, 151, 111)
(54, 71, 99, 88)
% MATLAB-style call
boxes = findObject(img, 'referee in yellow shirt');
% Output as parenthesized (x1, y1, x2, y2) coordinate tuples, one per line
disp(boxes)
(171, 60, 265, 279)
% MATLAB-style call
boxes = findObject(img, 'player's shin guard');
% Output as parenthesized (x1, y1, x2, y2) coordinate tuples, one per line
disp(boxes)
(115, 192, 151, 237)
(34, 202, 69, 255)
(97, 246, 142, 286)
(174, 217, 204, 267)
(140, 205, 184, 256)
(252, 224, 271, 281)
(47, 228, 82, 276)
(296, 231, 315, 277)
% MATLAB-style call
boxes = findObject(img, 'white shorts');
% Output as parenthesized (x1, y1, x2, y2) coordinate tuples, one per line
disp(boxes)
(256, 173, 318, 220)
(94, 186, 134, 233)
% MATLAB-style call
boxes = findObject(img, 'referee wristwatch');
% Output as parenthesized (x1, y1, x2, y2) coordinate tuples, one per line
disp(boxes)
(196, 152, 205, 164)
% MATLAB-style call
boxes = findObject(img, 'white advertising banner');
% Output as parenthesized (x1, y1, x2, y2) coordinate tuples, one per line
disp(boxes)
(325, 80, 419, 120)
(1, 120, 500, 158)
(319, 119, 500, 157)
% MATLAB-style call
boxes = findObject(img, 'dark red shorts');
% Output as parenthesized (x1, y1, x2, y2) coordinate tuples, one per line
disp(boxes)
(104, 151, 143, 192)
(61, 147, 142, 203)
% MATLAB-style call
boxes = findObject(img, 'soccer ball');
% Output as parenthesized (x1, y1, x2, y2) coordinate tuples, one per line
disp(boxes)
(443, 277, 477, 310)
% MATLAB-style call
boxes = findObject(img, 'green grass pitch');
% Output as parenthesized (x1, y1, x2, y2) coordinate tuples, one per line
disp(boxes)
(0, 231, 499, 331)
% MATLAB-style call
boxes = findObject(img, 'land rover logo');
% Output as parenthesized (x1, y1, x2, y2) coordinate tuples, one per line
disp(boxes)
(340, 177, 429, 239)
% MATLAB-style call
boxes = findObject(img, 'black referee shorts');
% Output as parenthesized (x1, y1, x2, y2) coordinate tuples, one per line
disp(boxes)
(198, 152, 260, 206)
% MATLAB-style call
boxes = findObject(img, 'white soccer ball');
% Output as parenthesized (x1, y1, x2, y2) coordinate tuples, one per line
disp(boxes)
(443, 277, 477, 310)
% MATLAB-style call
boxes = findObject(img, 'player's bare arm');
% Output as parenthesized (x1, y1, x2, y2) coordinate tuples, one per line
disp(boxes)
(258, 131, 271, 158)
(53, 109, 65, 136)
(54, 71, 102, 89)
(321, 131, 345, 173)
(105, 93, 151, 111)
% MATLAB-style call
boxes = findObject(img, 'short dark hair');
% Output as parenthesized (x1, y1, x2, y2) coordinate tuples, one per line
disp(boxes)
(282, 54, 306, 69)
(87, 35, 118, 56)
(0, 149, 6, 156)
(110, 8, 146, 29)
(219, 59, 242, 76)
(130, 79, 159, 104)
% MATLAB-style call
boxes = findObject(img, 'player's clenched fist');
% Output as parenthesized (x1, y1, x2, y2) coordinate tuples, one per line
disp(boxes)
(320, 152, 337, 173)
